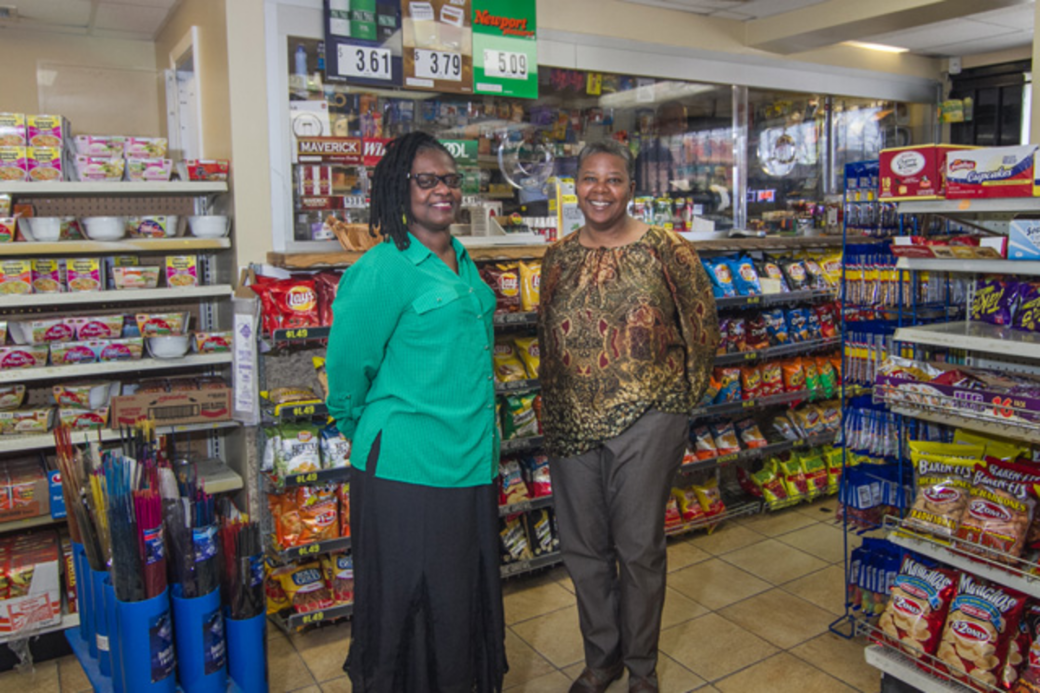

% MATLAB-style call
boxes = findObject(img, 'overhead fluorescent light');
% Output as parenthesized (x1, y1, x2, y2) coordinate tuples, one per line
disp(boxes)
(844, 41, 909, 54)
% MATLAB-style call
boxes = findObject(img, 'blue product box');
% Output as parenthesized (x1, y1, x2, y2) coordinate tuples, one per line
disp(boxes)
(1009, 220, 1040, 260)
(48, 469, 66, 519)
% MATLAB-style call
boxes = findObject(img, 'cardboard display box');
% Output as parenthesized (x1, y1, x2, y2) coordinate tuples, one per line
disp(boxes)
(0, 532, 62, 637)
(946, 145, 1040, 199)
(879, 144, 969, 200)
(0, 460, 50, 524)
(109, 386, 232, 428)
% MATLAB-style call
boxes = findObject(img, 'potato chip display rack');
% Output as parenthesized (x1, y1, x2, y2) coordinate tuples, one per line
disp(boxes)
(0, 180, 247, 650)
(836, 196, 1040, 692)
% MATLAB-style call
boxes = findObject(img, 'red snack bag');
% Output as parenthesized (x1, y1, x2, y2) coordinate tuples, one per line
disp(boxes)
(814, 303, 838, 339)
(937, 573, 1027, 687)
(746, 314, 770, 350)
(314, 271, 342, 327)
(728, 317, 747, 353)
(955, 474, 1035, 562)
(664, 495, 682, 530)
(1012, 602, 1040, 692)
(270, 278, 320, 332)
(740, 364, 763, 401)
(692, 478, 725, 516)
(877, 555, 957, 658)
(1003, 602, 1033, 691)
(481, 263, 521, 313)
(760, 362, 784, 396)
(339, 483, 351, 538)
(781, 358, 806, 393)
(693, 425, 718, 461)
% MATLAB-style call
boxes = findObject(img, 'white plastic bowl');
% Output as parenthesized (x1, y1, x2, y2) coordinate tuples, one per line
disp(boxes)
(21, 217, 63, 242)
(147, 335, 191, 359)
(82, 216, 127, 241)
(187, 215, 230, 239)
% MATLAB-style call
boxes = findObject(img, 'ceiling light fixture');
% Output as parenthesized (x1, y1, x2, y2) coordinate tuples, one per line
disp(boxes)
(844, 41, 909, 54)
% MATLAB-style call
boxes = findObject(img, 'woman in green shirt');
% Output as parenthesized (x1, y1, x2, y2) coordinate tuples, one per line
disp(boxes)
(326, 132, 506, 692)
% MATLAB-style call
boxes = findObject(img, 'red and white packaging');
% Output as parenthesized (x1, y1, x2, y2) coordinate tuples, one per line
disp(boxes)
(877, 555, 958, 658)
(879, 144, 970, 200)
(945, 145, 1040, 199)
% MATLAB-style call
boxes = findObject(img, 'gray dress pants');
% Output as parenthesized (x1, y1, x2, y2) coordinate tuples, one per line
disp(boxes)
(549, 409, 689, 679)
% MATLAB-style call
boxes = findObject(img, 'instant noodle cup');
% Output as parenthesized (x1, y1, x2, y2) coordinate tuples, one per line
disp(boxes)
(136, 312, 189, 337)
(73, 155, 124, 182)
(123, 137, 167, 159)
(26, 147, 63, 182)
(0, 385, 26, 410)
(127, 215, 177, 238)
(126, 158, 172, 182)
(0, 113, 26, 147)
(0, 406, 53, 435)
(26, 115, 67, 149)
(0, 260, 31, 295)
(73, 135, 126, 158)
(30, 259, 65, 294)
(69, 315, 124, 340)
(49, 340, 102, 365)
(112, 266, 160, 290)
(0, 345, 49, 370)
(164, 255, 198, 287)
(193, 331, 232, 354)
(65, 258, 103, 292)
(97, 337, 143, 362)
(0, 147, 28, 182)
(58, 407, 109, 430)
(52, 382, 118, 409)
(24, 318, 75, 344)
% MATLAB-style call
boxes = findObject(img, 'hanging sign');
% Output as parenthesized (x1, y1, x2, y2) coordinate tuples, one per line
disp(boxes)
(401, 0, 473, 94)
(324, 0, 403, 87)
(472, 0, 537, 99)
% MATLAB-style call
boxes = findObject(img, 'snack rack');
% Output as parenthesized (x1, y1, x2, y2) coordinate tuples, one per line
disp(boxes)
(0, 181, 248, 650)
(843, 198, 1040, 691)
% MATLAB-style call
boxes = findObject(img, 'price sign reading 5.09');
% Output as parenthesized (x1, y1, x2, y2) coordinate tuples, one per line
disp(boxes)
(339, 45, 393, 81)
(413, 49, 462, 82)
(483, 49, 528, 80)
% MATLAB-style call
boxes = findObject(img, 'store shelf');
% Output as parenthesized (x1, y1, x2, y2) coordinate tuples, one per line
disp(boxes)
(9, 285, 233, 309)
(267, 402, 329, 421)
(677, 432, 837, 476)
(0, 352, 232, 385)
(897, 197, 1040, 215)
(269, 536, 352, 563)
(500, 551, 563, 579)
(864, 645, 976, 693)
(194, 457, 244, 495)
(888, 403, 1040, 445)
(714, 336, 841, 366)
(272, 603, 354, 632)
(0, 513, 63, 534)
(264, 326, 331, 344)
(265, 466, 351, 489)
(501, 435, 543, 454)
(665, 499, 761, 538)
(894, 321, 1040, 360)
(895, 257, 1040, 276)
(0, 237, 231, 256)
(0, 420, 240, 454)
(496, 378, 539, 394)
(714, 288, 837, 310)
(691, 388, 815, 420)
(268, 244, 547, 269)
(493, 312, 538, 327)
(499, 494, 554, 517)
(0, 612, 79, 646)
(0, 181, 227, 196)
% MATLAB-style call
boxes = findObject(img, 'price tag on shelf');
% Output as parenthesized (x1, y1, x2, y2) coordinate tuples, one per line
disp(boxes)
(413, 49, 463, 81)
(339, 45, 393, 81)
(292, 472, 319, 485)
(482, 49, 529, 80)
(301, 611, 325, 625)
(289, 405, 317, 418)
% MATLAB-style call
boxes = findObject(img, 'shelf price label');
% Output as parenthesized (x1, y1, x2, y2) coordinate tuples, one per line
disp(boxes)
(339, 45, 393, 81)
(289, 405, 318, 418)
(292, 472, 320, 485)
(746, 296, 761, 305)
(482, 49, 528, 80)
(301, 611, 325, 625)
(413, 49, 463, 81)
(285, 328, 308, 340)
(296, 543, 322, 557)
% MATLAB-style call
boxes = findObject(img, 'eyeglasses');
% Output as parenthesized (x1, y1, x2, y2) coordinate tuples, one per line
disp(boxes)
(408, 172, 464, 189)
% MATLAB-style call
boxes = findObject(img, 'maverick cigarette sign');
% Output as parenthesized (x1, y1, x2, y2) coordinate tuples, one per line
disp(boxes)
(298, 137, 477, 166)
(472, 0, 537, 99)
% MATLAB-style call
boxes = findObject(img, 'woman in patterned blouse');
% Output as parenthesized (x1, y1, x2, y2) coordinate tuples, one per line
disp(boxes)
(537, 140, 719, 693)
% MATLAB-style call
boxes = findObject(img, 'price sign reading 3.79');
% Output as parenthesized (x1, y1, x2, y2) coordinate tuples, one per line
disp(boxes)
(482, 49, 528, 80)
(413, 49, 462, 81)
(339, 45, 393, 81)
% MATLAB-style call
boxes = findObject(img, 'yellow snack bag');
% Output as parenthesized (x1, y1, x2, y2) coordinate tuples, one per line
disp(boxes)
(519, 260, 541, 312)
(819, 252, 843, 286)
(513, 336, 540, 379)
(493, 341, 527, 383)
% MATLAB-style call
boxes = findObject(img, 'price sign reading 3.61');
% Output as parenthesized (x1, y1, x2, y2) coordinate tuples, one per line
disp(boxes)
(483, 49, 528, 80)
(413, 49, 462, 81)
(339, 45, 393, 81)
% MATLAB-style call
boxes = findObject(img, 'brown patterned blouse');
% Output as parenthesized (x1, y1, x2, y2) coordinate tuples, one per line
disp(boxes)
(537, 226, 720, 458)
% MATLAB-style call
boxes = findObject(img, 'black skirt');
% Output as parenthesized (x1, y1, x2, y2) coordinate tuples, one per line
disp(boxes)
(345, 446, 507, 693)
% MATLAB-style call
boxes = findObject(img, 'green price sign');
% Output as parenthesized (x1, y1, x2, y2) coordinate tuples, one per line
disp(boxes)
(472, 0, 537, 99)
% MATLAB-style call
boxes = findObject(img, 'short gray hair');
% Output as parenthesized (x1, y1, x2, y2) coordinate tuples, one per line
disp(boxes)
(577, 140, 635, 183)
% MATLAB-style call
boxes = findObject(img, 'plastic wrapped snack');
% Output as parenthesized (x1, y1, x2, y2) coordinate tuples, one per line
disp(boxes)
(519, 260, 541, 312)
(704, 258, 737, 298)
(763, 309, 789, 344)
(760, 362, 784, 396)
(876, 555, 957, 658)
(693, 425, 718, 461)
(275, 423, 322, 476)
(499, 459, 529, 506)
(755, 258, 789, 292)
(740, 364, 762, 401)
(321, 554, 354, 606)
(735, 418, 768, 449)
(502, 393, 539, 440)
(727, 317, 747, 353)
(278, 561, 335, 615)
(746, 314, 770, 350)
(513, 336, 540, 379)
(500, 515, 532, 562)
(493, 341, 528, 383)
(710, 421, 740, 456)
(692, 478, 725, 517)
(729, 256, 762, 296)
(481, 263, 522, 313)
(714, 367, 742, 404)
(955, 478, 1035, 562)
(905, 475, 972, 539)
(780, 259, 810, 291)
(320, 423, 351, 469)
(972, 277, 1015, 326)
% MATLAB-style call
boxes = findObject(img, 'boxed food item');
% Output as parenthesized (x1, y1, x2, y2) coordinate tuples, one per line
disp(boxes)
(0, 147, 28, 182)
(109, 386, 232, 427)
(112, 266, 160, 290)
(68, 315, 124, 340)
(123, 137, 167, 159)
(194, 331, 232, 353)
(879, 144, 968, 200)
(946, 145, 1040, 199)
(0, 531, 62, 637)
(183, 159, 229, 181)
(0, 260, 31, 295)
(73, 135, 126, 158)
(30, 259, 65, 294)
(0, 345, 49, 370)
(26, 147, 63, 182)
(165, 255, 198, 287)
(1009, 220, 1040, 260)
(0, 407, 53, 436)
(0, 114, 26, 146)
(65, 258, 103, 292)
(26, 115, 69, 149)
(57, 407, 109, 430)
(126, 158, 172, 182)
(96, 337, 143, 362)
(73, 155, 124, 182)
(0, 218, 15, 243)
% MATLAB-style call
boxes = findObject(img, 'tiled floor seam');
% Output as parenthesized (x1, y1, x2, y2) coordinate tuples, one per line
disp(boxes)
(505, 600, 577, 627)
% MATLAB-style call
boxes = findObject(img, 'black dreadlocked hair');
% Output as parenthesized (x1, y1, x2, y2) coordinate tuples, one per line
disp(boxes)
(369, 131, 454, 250)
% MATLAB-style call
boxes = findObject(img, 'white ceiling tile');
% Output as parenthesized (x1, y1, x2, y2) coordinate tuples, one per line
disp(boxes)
(710, 10, 754, 20)
(918, 30, 1034, 57)
(866, 19, 1017, 49)
(11, 0, 92, 27)
(94, 2, 168, 33)
(734, 0, 830, 19)
(968, 4, 1036, 30)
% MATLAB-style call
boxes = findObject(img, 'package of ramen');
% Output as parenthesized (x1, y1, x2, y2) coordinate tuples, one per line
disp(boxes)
(321, 554, 354, 606)
(493, 341, 527, 383)
(519, 260, 541, 312)
(97, 337, 144, 362)
(0, 385, 25, 410)
(876, 555, 957, 658)
(704, 258, 736, 298)
(710, 421, 740, 456)
(165, 255, 198, 287)
(763, 309, 789, 344)
(275, 423, 322, 477)
(24, 318, 76, 344)
(500, 515, 533, 563)
(693, 478, 726, 516)
(760, 362, 784, 396)
(0, 344, 49, 370)
(781, 358, 806, 393)
(526, 508, 558, 556)
(320, 423, 351, 469)
(278, 561, 335, 614)
(956, 478, 1035, 562)
(193, 331, 232, 354)
(937, 573, 1026, 688)
(740, 364, 762, 401)
(714, 366, 741, 403)
(728, 256, 762, 296)
(502, 393, 539, 440)
(65, 258, 102, 293)
(481, 263, 521, 313)
(70, 314, 124, 340)
(972, 277, 1015, 326)
(0, 260, 31, 295)
(735, 418, 767, 449)
(58, 407, 109, 430)
(0, 407, 53, 435)
(136, 312, 189, 337)
(339, 483, 350, 538)
(52, 382, 116, 409)
(780, 259, 810, 291)
(513, 336, 540, 379)
(906, 474, 972, 539)
(30, 259, 65, 294)
(692, 425, 718, 461)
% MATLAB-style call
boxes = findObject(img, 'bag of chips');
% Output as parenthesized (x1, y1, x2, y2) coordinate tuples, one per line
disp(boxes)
(755, 258, 790, 292)
(781, 259, 810, 291)
(714, 367, 742, 403)
(877, 555, 957, 658)
(500, 515, 533, 562)
(521, 455, 552, 497)
(800, 452, 828, 498)
(972, 277, 1015, 326)
(499, 459, 530, 506)
(251, 277, 321, 337)
(493, 341, 527, 383)
(693, 478, 726, 516)
(793, 405, 823, 437)
(938, 573, 1027, 688)
(502, 393, 539, 440)
(276, 423, 322, 477)
(781, 457, 809, 500)
(321, 554, 354, 606)
(803, 258, 828, 290)
(814, 304, 838, 339)
(482, 263, 522, 313)
(772, 413, 801, 441)
(805, 310, 823, 340)
(1004, 604, 1033, 690)
(815, 357, 838, 398)
(760, 362, 784, 396)
(763, 309, 789, 344)
(265, 560, 294, 615)
(314, 271, 342, 327)
(664, 495, 683, 530)
(320, 423, 351, 469)
(1012, 603, 1040, 692)
(955, 479, 1035, 562)
(781, 358, 806, 393)
(710, 421, 740, 456)
(740, 364, 762, 401)
(786, 308, 811, 342)
(526, 508, 558, 556)
(905, 474, 972, 539)
(693, 425, 718, 460)
(338, 483, 350, 538)
(704, 258, 737, 298)
(519, 260, 541, 312)
(736, 418, 768, 449)
(803, 359, 821, 394)
(716, 318, 732, 356)
(746, 314, 770, 350)
(729, 256, 762, 296)
(513, 336, 540, 379)
(751, 465, 788, 505)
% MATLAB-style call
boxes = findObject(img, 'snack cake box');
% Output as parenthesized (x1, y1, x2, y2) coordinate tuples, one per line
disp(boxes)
(945, 144, 1040, 199)
(879, 144, 970, 200)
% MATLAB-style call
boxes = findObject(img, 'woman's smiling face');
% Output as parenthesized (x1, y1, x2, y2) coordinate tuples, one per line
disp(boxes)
(576, 152, 634, 234)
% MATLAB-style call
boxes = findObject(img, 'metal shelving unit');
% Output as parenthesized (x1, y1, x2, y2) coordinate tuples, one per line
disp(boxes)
(14, 284, 233, 308)
(713, 336, 840, 366)
(895, 256, 1040, 276)
(0, 181, 227, 196)
(0, 420, 241, 454)
(0, 352, 233, 385)
(0, 238, 230, 255)
(894, 320, 1040, 359)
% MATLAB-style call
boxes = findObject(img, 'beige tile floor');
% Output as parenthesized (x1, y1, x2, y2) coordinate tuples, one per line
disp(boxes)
(2, 499, 879, 692)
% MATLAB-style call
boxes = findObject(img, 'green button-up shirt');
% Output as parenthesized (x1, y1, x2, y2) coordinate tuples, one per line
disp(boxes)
(326, 233, 499, 488)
